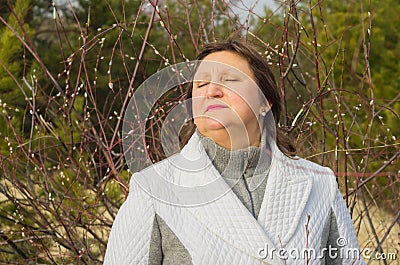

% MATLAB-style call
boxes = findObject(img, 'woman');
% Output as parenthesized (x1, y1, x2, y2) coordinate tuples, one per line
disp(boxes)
(104, 39, 365, 265)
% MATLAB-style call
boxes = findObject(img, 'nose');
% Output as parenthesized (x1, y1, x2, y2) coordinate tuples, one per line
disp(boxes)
(205, 82, 223, 98)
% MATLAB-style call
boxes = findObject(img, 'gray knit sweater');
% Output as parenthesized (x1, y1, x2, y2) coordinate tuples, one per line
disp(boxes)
(148, 133, 342, 264)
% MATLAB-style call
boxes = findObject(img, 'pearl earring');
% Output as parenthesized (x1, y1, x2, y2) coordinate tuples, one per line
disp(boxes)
(259, 106, 269, 117)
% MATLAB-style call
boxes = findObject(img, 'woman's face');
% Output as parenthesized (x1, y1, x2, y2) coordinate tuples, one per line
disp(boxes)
(192, 51, 267, 148)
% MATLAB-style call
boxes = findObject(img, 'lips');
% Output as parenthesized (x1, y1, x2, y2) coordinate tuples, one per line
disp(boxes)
(206, 104, 227, 112)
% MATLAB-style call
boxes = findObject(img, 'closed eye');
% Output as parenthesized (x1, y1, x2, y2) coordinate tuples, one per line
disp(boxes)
(223, 75, 240, 82)
(197, 82, 209, 88)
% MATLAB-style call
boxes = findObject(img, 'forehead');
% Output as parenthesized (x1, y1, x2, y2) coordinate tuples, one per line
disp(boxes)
(195, 51, 254, 78)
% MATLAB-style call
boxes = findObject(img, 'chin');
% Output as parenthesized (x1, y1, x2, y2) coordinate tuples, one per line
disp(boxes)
(195, 117, 227, 132)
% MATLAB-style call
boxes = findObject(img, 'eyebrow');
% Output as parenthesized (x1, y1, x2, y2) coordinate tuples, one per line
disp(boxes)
(194, 69, 242, 79)
(194, 72, 211, 79)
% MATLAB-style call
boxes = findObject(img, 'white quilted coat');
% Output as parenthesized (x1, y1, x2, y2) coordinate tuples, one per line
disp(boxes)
(104, 133, 365, 265)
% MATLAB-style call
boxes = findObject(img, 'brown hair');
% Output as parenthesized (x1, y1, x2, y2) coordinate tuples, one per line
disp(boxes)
(180, 38, 296, 157)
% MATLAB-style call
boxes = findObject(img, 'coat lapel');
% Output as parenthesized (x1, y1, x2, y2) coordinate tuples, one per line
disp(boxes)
(257, 144, 313, 247)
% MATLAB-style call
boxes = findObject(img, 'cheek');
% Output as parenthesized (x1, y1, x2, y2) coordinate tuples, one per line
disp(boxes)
(190, 93, 203, 116)
(191, 88, 199, 97)
(236, 104, 254, 121)
(230, 92, 262, 121)
(191, 88, 204, 103)
(192, 103, 200, 116)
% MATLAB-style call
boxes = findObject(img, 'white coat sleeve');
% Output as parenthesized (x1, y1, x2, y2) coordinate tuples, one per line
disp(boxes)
(104, 173, 155, 265)
(331, 186, 366, 265)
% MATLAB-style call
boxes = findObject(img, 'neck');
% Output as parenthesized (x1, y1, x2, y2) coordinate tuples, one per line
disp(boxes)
(200, 125, 261, 150)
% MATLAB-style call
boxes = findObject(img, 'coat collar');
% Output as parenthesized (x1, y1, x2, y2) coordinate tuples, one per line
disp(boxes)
(177, 133, 313, 261)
